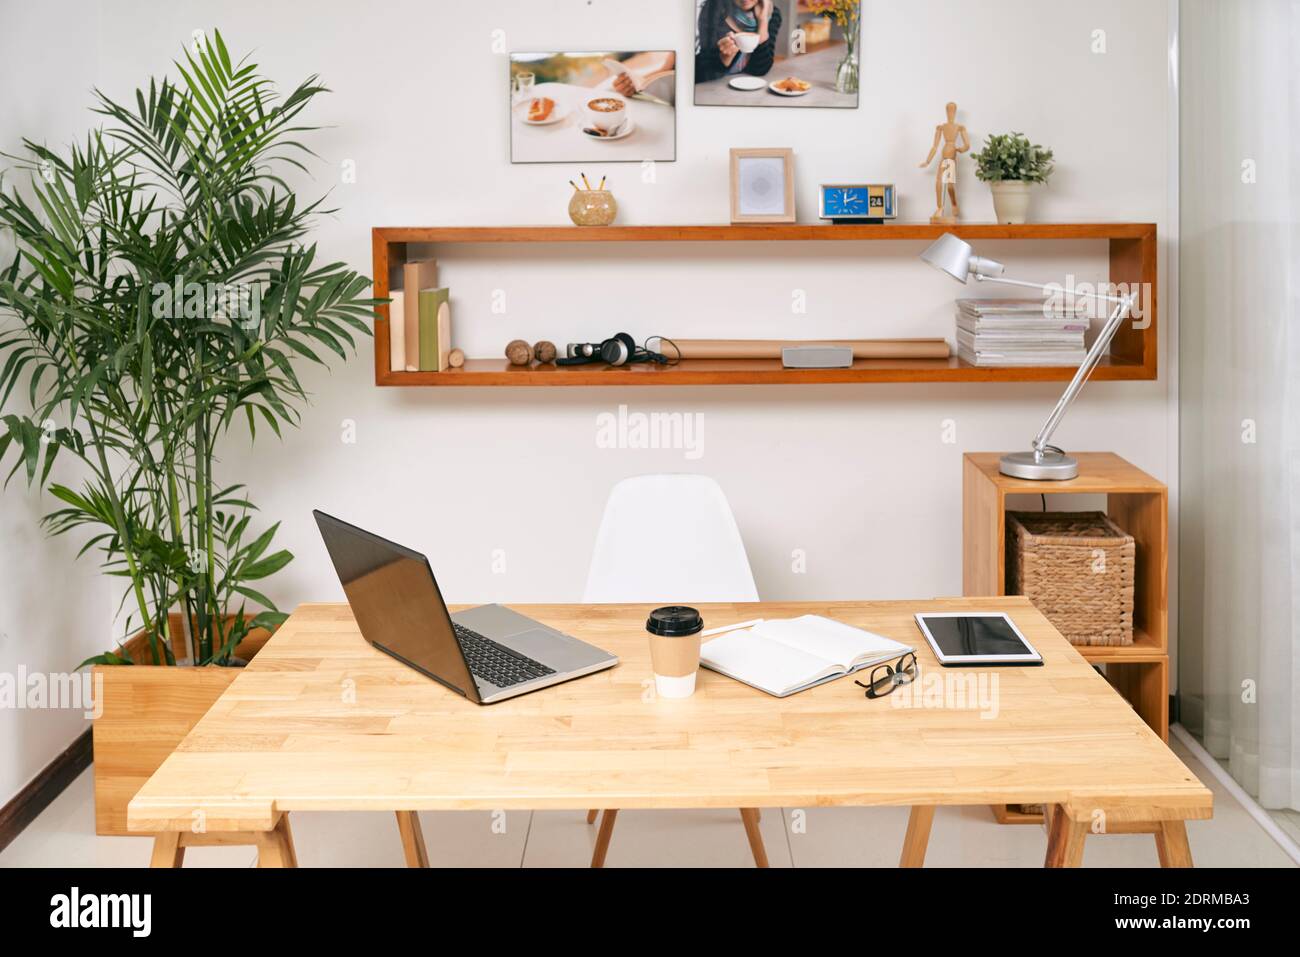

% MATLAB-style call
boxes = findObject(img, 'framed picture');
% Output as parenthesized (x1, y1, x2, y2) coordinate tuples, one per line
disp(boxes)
(693, 0, 861, 109)
(510, 51, 677, 164)
(730, 148, 795, 223)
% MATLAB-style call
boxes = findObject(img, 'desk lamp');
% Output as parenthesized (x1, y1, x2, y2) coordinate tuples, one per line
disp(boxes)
(920, 233, 1136, 481)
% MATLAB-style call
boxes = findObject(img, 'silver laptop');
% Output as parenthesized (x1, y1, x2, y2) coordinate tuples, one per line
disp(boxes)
(314, 511, 618, 704)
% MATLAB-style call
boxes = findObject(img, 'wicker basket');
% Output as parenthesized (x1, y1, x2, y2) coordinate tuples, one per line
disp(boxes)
(1005, 511, 1135, 646)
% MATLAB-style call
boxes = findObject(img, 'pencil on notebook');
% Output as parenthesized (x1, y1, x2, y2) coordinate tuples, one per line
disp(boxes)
(701, 619, 764, 638)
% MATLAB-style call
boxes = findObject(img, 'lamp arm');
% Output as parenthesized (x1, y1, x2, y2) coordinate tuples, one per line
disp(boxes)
(1030, 296, 1135, 453)
(970, 273, 1135, 456)
(972, 274, 1129, 304)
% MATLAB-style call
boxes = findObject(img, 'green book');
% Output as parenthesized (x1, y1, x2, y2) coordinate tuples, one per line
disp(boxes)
(418, 288, 450, 371)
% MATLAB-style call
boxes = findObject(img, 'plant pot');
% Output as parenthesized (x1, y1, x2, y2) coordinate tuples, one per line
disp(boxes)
(91, 613, 272, 836)
(989, 180, 1033, 224)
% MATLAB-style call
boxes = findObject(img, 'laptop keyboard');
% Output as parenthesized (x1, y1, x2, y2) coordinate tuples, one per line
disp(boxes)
(453, 622, 556, 689)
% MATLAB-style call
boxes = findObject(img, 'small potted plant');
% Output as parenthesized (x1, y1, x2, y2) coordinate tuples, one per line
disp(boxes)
(973, 132, 1055, 224)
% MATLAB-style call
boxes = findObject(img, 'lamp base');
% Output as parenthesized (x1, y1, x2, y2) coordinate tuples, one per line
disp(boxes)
(999, 450, 1080, 481)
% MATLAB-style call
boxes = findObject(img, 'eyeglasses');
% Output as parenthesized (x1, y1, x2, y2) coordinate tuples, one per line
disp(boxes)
(854, 652, 918, 699)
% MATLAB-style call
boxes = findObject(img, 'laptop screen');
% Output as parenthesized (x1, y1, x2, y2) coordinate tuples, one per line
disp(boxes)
(314, 511, 479, 702)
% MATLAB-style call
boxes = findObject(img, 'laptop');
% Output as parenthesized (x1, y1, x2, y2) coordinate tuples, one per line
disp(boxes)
(314, 511, 618, 704)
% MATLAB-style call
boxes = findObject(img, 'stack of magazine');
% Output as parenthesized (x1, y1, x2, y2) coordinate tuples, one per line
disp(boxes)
(955, 298, 1090, 367)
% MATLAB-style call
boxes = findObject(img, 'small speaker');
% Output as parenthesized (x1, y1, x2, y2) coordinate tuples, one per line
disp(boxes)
(782, 346, 854, 369)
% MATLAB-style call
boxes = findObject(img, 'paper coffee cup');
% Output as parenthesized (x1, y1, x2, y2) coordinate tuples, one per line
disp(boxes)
(646, 606, 704, 699)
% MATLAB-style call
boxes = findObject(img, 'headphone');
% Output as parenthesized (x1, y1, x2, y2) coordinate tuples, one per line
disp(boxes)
(556, 334, 680, 367)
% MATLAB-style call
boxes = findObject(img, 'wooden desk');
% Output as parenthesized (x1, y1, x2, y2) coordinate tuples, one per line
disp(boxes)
(128, 598, 1211, 868)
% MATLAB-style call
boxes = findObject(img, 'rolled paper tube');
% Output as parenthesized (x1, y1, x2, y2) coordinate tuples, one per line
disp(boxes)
(666, 339, 951, 360)
(448, 348, 465, 368)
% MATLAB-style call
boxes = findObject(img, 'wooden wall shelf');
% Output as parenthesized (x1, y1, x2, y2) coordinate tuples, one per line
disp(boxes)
(372, 223, 1158, 387)
(379, 354, 1148, 387)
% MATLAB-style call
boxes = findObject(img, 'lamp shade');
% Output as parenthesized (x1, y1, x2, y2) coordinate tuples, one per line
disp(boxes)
(920, 233, 1005, 282)
(920, 233, 974, 281)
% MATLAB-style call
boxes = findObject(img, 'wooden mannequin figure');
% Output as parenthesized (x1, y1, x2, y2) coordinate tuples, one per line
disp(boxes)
(919, 101, 970, 225)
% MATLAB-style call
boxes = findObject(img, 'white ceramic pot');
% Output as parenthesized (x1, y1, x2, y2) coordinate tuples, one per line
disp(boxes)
(990, 180, 1033, 224)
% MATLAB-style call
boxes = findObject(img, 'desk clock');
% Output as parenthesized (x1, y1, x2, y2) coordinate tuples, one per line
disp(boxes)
(819, 183, 897, 224)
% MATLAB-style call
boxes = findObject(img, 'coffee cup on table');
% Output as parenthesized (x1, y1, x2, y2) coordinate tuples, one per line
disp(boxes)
(584, 93, 628, 135)
(646, 606, 704, 699)
(733, 32, 761, 54)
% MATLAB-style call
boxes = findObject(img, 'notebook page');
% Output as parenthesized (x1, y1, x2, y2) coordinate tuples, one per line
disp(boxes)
(755, 615, 909, 668)
(700, 629, 836, 696)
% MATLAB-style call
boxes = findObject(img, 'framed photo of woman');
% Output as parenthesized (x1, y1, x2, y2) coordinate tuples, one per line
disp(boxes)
(694, 0, 861, 109)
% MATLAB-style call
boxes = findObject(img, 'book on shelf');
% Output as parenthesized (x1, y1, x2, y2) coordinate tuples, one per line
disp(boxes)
(402, 259, 438, 371)
(418, 288, 451, 372)
(954, 297, 1090, 368)
(956, 314, 1089, 334)
(957, 346, 1087, 367)
(387, 290, 405, 373)
(956, 329, 1085, 351)
(956, 297, 1091, 318)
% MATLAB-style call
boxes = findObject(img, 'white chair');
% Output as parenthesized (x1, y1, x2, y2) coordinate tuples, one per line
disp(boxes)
(581, 474, 767, 867)
(582, 473, 759, 604)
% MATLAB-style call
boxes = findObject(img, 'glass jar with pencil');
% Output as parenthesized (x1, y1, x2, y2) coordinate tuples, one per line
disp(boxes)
(568, 173, 617, 226)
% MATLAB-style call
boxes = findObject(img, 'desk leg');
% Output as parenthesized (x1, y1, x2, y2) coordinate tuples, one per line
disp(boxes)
(256, 815, 298, 868)
(585, 809, 599, 825)
(739, 808, 770, 868)
(900, 806, 935, 868)
(591, 809, 618, 868)
(1155, 820, 1193, 867)
(396, 811, 430, 868)
(150, 832, 185, 868)
(1044, 804, 1087, 867)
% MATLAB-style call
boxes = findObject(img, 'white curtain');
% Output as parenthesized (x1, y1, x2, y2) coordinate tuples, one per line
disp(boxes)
(1179, 0, 1300, 810)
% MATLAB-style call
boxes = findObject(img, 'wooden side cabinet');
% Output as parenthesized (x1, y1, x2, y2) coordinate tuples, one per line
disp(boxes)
(963, 452, 1169, 730)
(963, 452, 1169, 825)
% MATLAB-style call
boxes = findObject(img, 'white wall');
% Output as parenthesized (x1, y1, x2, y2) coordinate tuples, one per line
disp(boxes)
(0, 2, 112, 809)
(0, 0, 1173, 804)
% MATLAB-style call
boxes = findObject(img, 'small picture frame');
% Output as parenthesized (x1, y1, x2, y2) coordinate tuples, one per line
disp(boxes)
(730, 148, 795, 223)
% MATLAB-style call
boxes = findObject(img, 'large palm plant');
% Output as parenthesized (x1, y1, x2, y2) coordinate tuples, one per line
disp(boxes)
(0, 31, 375, 665)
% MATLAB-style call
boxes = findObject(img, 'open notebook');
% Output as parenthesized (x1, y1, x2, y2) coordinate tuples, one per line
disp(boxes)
(700, 616, 913, 698)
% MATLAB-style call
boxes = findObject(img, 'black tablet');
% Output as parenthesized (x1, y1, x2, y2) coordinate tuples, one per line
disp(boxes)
(914, 612, 1043, 667)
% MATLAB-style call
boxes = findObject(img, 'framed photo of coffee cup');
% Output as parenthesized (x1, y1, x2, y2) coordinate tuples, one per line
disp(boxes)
(510, 51, 678, 164)
(730, 148, 795, 223)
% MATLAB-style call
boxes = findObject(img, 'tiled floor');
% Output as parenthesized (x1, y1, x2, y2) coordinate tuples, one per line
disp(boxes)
(1272, 809, 1300, 848)
(2, 736, 1295, 868)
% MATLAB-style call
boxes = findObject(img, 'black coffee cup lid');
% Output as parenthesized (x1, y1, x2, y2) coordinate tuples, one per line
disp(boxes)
(646, 606, 703, 637)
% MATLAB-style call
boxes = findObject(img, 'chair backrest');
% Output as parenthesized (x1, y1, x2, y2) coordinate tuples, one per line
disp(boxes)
(582, 474, 760, 604)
